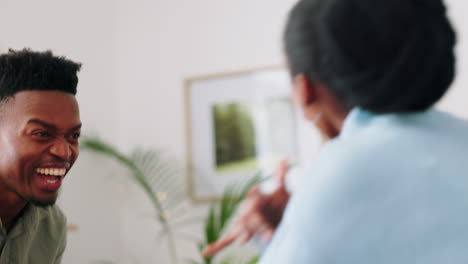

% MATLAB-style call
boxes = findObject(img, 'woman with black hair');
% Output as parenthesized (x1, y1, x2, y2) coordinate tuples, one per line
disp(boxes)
(205, 0, 468, 262)
(257, 0, 468, 263)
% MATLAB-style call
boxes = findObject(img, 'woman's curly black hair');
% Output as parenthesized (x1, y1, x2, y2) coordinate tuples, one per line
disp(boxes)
(284, 0, 456, 113)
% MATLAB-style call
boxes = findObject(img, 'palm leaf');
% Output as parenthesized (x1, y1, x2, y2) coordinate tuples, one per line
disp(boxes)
(200, 174, 262, 264)
(80, 137, 181, 264)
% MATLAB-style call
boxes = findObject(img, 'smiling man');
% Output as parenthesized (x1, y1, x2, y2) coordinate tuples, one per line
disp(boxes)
(0, 49, 81, 263)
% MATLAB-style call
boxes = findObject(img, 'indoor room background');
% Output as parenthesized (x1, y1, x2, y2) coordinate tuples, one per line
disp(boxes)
(0, 0, 467, 263)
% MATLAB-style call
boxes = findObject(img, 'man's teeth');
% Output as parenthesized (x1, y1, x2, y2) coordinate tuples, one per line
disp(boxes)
(46, 178, 59, 184)
(36, 168, 66, 177)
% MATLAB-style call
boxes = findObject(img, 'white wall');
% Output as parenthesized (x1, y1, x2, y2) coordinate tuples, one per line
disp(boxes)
(1, 0, 468, 263)
(111, 0, 299, 263)
(438, 0, 468, 117)
(113, 0, 297, 154)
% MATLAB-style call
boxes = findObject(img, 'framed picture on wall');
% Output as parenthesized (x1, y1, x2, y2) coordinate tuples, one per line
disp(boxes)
(185, 67, 300, 202)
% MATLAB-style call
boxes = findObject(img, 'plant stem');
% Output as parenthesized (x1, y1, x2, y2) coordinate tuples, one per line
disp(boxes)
(82, 140, 180, 264)
(129, 162, 179, 264)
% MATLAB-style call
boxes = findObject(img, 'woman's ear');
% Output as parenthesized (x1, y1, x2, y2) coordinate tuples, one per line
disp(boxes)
(292, 73, 316, 107)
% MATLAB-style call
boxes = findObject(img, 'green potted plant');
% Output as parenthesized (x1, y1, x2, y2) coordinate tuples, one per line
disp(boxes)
(190, 176, 261, 264)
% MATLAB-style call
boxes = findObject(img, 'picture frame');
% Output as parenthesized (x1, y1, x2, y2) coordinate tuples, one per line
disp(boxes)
(184, 66, 301, 202)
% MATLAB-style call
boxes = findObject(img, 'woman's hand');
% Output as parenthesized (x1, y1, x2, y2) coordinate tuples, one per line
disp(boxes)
(202, 159, 291, 257)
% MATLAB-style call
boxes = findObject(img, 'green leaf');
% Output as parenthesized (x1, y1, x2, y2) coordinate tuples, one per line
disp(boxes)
(80, 136, 180, 264)
(205, 205, 218, 243)
(246, 256, 260, 264)
(199, 174, 263, 263)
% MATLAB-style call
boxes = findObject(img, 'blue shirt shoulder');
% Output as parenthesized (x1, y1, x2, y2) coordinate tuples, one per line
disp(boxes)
(259, 108, 468, 264)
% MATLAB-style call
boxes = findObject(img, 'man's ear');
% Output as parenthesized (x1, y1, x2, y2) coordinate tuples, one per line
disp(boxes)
(292, 73, 316, 107)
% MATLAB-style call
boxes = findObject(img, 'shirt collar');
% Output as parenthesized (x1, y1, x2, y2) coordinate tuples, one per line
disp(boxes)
(7, 204, 47, 240)
(338, 107, 438, 140)
(339, 107, 375, 139)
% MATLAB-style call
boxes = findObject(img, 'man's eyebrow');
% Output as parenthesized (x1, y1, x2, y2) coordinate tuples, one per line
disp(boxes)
(27, 119, 57, 130)
(71, 123, 82, 131)
(27, 119, 82, 131)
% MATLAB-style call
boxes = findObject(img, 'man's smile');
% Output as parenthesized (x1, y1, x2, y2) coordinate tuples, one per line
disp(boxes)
(35, 167, 68, 191)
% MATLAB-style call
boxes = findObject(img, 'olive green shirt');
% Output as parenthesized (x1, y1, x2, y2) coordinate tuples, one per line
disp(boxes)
(0, 204, 66, 264)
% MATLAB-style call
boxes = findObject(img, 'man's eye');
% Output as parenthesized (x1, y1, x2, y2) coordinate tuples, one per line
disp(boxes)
(34, 131, 51, 137)
(71, 133, 81, 139)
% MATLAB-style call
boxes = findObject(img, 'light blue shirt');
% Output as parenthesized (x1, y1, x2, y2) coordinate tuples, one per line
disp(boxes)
(259, 108, 468, 264)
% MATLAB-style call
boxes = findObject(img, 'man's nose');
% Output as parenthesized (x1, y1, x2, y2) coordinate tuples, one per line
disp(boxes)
(49, 139, 72, 160)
